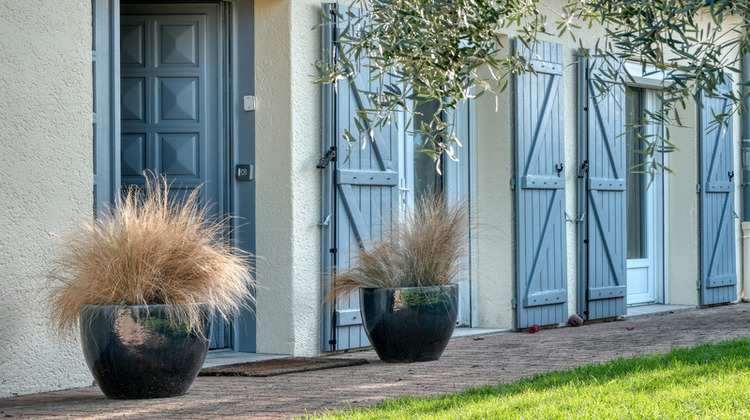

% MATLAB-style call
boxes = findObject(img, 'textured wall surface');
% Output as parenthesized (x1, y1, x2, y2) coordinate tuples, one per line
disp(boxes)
(254, 0, 322, 356)
(667, 104, 701, 305)
(0, 0, 94, 398)
(475, 45, 514, 328)
(472, 1, 738, 327)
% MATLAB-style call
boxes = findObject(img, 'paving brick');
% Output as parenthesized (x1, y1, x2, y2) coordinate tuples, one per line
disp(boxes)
(2, 304, 750, 419)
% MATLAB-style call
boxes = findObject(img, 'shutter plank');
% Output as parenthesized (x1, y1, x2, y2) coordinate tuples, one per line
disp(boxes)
(700, 85, 737, 305)
(582, 52, 628, 320)
(514, 39, 568, 328)
(323, 4, 400, 350)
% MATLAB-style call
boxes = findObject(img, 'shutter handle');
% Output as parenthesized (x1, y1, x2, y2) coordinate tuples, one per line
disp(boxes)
(729, 171, 734, 181)
(555, 163, 564, 177)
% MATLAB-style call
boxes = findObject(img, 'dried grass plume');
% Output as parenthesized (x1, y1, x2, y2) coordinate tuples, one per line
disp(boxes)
(49, 173, 255, 334)
(327, 193, 468, 301)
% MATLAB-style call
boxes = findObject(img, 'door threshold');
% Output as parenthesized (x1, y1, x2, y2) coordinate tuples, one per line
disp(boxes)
(203, 350, 290, 369)
(451, 327, 509, 341)
(626, 304, 694, 318)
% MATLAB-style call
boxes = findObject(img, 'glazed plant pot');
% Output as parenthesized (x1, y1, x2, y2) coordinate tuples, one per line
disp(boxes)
(79, 304, 210, 399)
(360, 285, 458, 363)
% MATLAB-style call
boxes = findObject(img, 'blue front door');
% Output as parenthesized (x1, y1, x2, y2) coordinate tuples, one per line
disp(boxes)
(120, 3, 230, 349)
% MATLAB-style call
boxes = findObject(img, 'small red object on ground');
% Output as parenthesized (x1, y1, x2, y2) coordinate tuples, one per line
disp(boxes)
(528, 325, 540, 333)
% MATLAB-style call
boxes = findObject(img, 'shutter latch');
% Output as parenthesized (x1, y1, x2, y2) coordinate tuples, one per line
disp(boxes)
(578, 161, 589, 179)
(317, 147, 337, 169)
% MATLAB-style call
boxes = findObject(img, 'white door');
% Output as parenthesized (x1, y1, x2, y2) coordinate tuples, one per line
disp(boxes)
(625, 88, 665, 306)
(399, 101, 475, 326)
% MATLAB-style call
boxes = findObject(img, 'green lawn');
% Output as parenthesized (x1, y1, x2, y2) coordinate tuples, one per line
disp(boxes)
(313, 338, 750, 419)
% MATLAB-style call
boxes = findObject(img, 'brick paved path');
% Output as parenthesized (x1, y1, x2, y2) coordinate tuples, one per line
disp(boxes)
(3, 303, 750, 419)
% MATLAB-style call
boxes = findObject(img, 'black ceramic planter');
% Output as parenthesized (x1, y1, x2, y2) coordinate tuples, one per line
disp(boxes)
(360, 285, 458, 363)
(79, 304, 210, 399)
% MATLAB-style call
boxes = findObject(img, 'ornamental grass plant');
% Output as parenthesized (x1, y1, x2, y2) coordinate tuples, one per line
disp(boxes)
(49, 173, 255, 334)
(327, 193, 468, 300)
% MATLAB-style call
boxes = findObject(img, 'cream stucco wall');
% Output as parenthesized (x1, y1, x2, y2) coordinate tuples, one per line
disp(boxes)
(667, 103, 701, 305)
(475, 48, 515, 328)
(254, 0, 322, 356)
(0, 1, 93, 398)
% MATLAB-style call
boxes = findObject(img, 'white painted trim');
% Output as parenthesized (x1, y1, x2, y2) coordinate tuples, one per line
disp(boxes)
(400, 100, 478, 326)
(662, 142, 670, 304)
(468, 99, 479, 327)
(625, 89, 667, 306)
(623, 61, 668, 89)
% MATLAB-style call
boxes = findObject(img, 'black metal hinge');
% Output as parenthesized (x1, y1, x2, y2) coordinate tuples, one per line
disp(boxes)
(317, 147, 337, 169)
(329, 339, 336, 345)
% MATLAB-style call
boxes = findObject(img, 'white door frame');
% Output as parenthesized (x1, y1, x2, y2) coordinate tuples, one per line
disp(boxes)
(399, 101, 478, 327)
(625, 87, 666, 306)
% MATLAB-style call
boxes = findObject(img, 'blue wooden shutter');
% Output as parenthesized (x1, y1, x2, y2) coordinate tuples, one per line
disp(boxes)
(699, 81, 737, 305)
(514, 40, 567, 328)
(92, 0, 121, 216)
(321, 4, 400, 351)
(580, 53, 627, 320)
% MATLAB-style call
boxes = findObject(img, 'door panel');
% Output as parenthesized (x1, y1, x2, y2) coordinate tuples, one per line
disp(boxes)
(514, 40, 568, 328)
(625, 88, 661, 306)
(321, 4, 400, 351)
(120, 4, 229, 349)
(700, 81, 737, 306)
(579, 53, 628, 320)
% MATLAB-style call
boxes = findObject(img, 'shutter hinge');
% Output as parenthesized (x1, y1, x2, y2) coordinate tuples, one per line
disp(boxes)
(511, 298, 517, 309)
(328, 339, 336, 345)
(697, 280, 702, 290)
(330, 248, 337, 254)
(696, 183, 701, 193)
(578, 160, 589, 179)
(510, 177, 516, 190)
(317, 147, 337, 169)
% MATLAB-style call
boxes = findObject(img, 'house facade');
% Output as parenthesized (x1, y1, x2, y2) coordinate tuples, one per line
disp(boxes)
(0, 0, 744, 398)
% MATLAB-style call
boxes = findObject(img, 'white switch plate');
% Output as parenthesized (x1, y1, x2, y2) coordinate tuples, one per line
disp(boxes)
(243, 95, 256, 112)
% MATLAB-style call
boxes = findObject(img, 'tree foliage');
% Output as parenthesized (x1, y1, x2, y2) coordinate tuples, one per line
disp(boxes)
(315, 0, 749, 168)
